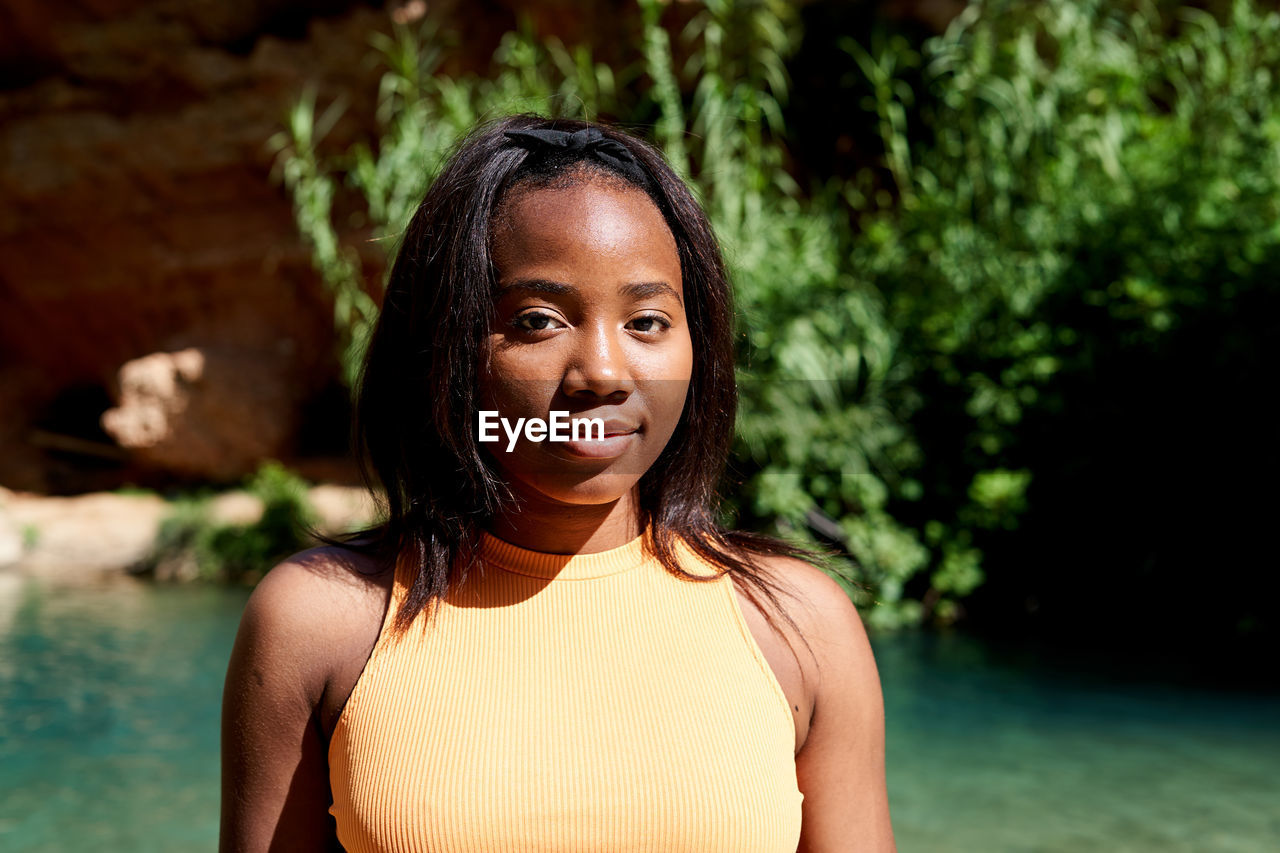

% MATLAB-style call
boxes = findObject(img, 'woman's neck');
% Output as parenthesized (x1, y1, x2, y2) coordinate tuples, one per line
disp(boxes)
(488, 487, 643, 555)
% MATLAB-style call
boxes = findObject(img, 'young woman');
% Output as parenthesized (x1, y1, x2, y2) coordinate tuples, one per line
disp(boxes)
(220, 115, 895, 852)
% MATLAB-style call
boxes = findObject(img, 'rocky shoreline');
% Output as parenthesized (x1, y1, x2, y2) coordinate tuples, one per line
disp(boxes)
(0, 484, 379, 585)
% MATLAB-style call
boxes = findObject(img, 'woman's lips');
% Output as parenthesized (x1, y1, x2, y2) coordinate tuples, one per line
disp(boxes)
(557, 428, 639, 459)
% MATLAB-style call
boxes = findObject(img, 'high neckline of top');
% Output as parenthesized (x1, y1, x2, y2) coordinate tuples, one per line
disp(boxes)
(478, 528, 653, 580)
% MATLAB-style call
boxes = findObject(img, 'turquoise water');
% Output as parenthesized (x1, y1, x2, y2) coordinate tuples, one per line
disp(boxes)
(1, 573, 1276, 851)
(881, 633, 1280, 851)
(0, 573, 249, 852)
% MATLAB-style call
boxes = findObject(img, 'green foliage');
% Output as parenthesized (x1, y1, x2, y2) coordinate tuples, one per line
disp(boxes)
(269, 90, 375, 390)
(270, 16, 623, 388)
(142, 462, 319, 584)
(274, 0, 1280, 629)
(145, 488, 215, 579)
(219, 461, 322, 584)
(844, 0, 1280, 623)
(272, 1, 926, 625)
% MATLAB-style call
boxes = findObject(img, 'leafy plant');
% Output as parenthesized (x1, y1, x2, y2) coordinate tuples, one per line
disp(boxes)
(141, 462, 319, 584)
(271, 0, 1280, 644)
(843, 0, 1280, 632)
(271, 1, 927, 625)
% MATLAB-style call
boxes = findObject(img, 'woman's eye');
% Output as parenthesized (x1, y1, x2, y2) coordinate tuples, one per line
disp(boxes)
(628, 314, 671, 334)
(512, 311, 564, 333)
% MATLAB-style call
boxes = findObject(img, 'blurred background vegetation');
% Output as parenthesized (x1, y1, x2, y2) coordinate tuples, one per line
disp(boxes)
(6, 1, 1280, 849)
(273, 0, 1279, 676)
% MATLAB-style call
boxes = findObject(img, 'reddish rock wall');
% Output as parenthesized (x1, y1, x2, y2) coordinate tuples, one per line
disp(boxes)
(0, 0, 405, 492)
(0, 0, 660, 494)
(0, 0, 958, 494)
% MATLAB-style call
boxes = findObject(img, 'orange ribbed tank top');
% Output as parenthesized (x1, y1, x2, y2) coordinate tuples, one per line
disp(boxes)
(327, 529, 804, 852)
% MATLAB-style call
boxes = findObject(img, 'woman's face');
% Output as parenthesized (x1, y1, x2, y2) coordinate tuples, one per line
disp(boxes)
(481, 175, 693, 508)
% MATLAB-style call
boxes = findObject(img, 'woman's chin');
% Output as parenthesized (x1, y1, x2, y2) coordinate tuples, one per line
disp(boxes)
(511, 471, 643, 509)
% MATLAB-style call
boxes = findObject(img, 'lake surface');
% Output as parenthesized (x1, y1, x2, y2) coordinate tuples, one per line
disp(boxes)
(1, 572, 1276, 851)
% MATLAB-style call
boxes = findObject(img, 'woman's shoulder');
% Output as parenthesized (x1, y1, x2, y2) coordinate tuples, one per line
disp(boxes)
(692, 534, 858, 636)
(742, 552, 876, 678)
(751, 551, 883, 729)
(750, 553, 861, 626)
(232, 542, 395, 711)
(246, 542, 392, 629)
(221, 543, 397, 849)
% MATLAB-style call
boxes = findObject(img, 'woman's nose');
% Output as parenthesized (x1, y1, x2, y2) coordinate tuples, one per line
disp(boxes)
(562, 324, 635, 399)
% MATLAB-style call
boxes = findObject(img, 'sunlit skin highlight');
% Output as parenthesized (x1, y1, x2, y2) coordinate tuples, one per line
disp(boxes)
(481, 175, 693, 554)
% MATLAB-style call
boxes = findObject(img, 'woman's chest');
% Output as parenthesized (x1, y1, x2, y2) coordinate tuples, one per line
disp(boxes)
(327, 575, 803, 851)
(321, 570, 814, 755)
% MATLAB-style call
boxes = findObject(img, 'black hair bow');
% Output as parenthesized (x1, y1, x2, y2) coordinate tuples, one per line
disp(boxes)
(502, 126, 651, 187)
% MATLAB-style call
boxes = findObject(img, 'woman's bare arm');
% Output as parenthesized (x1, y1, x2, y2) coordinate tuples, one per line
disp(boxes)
(771, 557, 897, 852)
(220, 559, 344, 852)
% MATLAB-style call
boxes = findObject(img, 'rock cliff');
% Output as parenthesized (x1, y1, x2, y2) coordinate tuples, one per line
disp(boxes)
(0, 0, 958, 494)
(0, 0, 404, 492)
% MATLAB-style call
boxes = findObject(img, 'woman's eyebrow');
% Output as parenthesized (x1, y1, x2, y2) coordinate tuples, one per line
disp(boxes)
(495, 279, 575, 297)
(495, 279, 682, 306)
(621, 281, 683, 306)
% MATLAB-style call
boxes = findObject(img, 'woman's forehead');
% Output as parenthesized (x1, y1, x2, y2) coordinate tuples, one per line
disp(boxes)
(490, 179, 680, 282)
(495, 173, 666, 233)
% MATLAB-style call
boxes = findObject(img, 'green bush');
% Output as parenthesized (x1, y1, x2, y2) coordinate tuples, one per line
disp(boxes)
(845, 0, 1280, 633)
(273, 0, 1280, 639)
(142, 462, 319, 584)
(271, 0, 925, 625)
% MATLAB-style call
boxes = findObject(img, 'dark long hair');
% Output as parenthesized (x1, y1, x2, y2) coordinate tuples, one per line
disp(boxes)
(311, 114, 816, 651)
